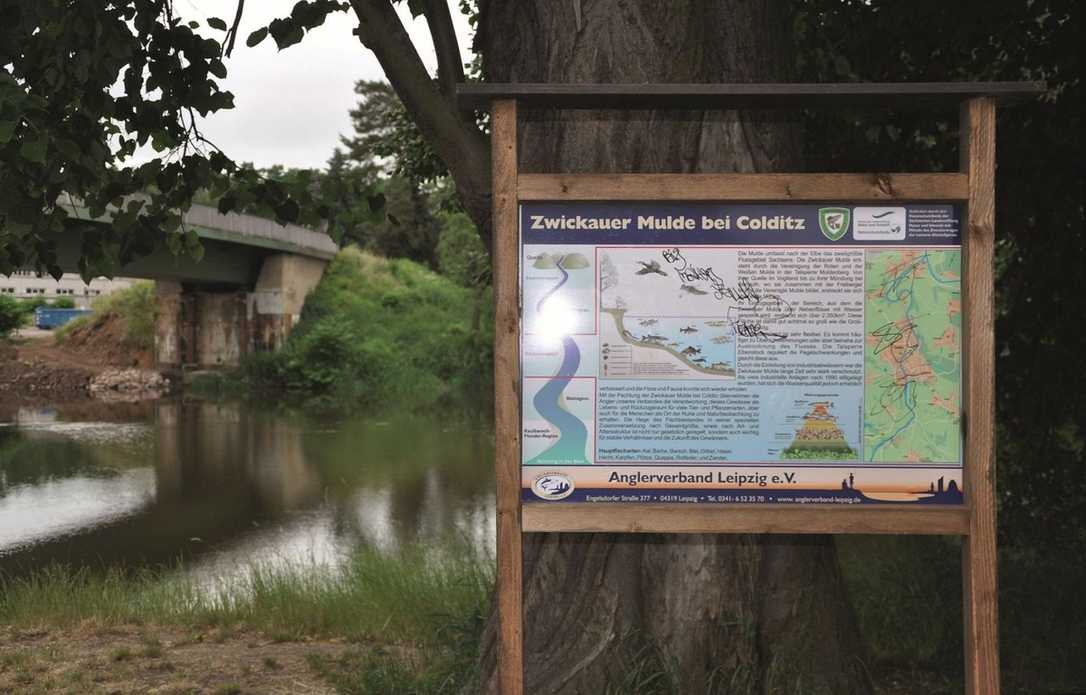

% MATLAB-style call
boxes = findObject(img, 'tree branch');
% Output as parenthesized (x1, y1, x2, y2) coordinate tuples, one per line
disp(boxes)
(224, 0, 245, 57)
(422, 0, 465, 99)
(348, 0, 492, 250)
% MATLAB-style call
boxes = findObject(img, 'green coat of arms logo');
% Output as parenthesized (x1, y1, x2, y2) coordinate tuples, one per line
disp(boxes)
(818, 207, 851, 241)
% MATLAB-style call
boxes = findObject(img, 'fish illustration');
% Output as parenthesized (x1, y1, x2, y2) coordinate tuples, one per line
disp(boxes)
(680, 325, 698, 334)
(680, 284, 708, 296)
(711, 334, 732, 344)
(638, 318, 659, 326)
(636, 260, 667, 276)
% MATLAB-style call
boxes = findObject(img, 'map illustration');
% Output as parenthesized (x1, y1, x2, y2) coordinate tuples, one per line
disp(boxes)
(863, 250, 962, 463)
(523, 249, 593, 465)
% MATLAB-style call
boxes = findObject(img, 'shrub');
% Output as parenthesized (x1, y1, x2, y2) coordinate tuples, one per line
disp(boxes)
(244, 248, 492, 412)
(436, 211, 488, 288)
(16, 296, 49, 315)
(0, 295, 23, 337)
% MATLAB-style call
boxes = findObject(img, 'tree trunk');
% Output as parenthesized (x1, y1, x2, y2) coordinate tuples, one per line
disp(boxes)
(472, 2, 873, 693)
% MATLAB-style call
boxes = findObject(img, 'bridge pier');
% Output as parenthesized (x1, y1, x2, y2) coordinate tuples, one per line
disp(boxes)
(154, 281, 193, 368)
(248, 254, 328, 352)
(154, 253, 328, 371)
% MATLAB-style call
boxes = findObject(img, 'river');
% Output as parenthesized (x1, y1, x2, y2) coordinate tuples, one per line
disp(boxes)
(0, 399, 495, 582)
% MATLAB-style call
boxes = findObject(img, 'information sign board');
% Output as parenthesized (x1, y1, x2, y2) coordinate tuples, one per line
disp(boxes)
(520, 202, 964, 506)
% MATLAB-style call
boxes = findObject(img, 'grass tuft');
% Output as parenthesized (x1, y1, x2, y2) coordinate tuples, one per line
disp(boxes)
(0, 540, 492, 646)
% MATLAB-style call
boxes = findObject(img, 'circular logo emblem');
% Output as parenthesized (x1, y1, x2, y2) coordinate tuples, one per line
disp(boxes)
(531, 472, 575, 501)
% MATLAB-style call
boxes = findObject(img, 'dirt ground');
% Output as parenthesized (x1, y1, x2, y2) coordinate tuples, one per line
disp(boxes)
(1, 318, 153, 405)
(0, 336, 95, 404)
(55, 313, 153, 370)
(0, 625, 351, 695)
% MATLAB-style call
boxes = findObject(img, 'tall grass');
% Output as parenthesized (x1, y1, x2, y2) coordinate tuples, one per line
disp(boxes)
(0, 539, 492, 693)
(0, 541, 492, 646)
(54, 281, 157, 349)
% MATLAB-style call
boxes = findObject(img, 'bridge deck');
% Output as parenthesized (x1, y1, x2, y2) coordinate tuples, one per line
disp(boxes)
(14, 202, 339, 286)
(182, 204, 337, 261)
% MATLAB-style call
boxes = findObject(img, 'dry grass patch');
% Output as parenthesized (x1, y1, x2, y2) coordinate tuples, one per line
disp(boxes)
(0, 625, 347, 694)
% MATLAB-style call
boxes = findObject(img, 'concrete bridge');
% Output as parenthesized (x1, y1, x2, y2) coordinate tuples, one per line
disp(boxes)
(34, 203, 338, 370)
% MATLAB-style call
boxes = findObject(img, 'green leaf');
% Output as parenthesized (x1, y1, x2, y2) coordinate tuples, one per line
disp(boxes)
(217, 194, 237, 215)
(19, 138, 47, 164)
(151, 131, 177, 152)
(165, 233, 182, 256)
(207, 17, 228, 31)
(0, 121, 16, 144)
(183, 226, 203, 256)
(269, 18, 305, 49)
(209, 59, 227, 79)
(276, 199, 300, 223)
(55, 139, 82, 161)
(246, 27, 269, 47)
(78, 257, 95, 285)
(163, 213, 182, 232)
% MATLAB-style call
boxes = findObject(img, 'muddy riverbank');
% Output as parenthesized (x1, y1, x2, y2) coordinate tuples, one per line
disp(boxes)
(1, 327, 166, 405)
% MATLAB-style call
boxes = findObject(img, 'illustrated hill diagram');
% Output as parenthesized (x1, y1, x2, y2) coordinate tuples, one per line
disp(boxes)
(781, 402, 858, 460)
(533, 252, 590, 269)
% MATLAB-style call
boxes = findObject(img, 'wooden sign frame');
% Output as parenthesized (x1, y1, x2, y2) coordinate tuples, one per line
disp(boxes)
(468, 81, 1044, 695)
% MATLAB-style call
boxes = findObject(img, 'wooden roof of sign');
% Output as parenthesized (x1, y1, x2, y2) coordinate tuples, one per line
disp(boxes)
(457, 81, 1045, 109)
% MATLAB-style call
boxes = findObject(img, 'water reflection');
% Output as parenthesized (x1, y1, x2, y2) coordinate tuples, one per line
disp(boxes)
(0, 399, 495, 578)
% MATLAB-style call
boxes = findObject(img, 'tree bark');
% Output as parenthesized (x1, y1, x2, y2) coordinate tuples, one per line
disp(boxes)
(472, 2, 872, 693)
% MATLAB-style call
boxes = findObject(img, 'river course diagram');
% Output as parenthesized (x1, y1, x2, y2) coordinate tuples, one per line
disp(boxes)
(527, 253, 591, 465)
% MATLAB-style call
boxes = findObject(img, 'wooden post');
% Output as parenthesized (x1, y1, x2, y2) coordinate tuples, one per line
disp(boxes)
(492, 98, 525, 695)
(961, 97, 1000, 694)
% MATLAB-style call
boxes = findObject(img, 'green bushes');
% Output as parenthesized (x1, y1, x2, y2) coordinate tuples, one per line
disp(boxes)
(0, 295, 83, 337)
(13, 296, 49, 315)
(55, 281, 156, 349)
(245, 248, 491, 411)
(0, 295, 21, 337)
(436, 211, 488, 288)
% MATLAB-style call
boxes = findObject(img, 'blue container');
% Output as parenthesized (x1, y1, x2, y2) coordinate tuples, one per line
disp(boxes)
(34, 308, 92, 330)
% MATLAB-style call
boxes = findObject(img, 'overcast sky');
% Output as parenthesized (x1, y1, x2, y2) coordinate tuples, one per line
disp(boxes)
(176, 1, 474, 170)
